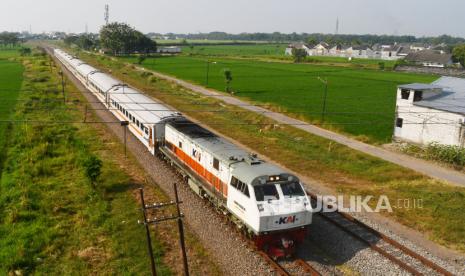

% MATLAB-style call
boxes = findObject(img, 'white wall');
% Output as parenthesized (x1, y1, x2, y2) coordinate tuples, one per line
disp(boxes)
(394, 88, 465, 146)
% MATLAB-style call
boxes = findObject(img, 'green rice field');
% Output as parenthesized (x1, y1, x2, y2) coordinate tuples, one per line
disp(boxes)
(182, 44, 287, 57)
(122, 55, 436, 143)
(0, 52, 23, 170)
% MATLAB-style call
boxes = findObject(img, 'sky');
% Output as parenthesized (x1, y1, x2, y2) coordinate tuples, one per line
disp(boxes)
(0, 0, 464, 37)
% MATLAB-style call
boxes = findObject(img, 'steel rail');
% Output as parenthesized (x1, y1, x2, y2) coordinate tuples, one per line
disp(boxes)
(257, 251, 290, 276)
(295, 259, 322, 276)
(307, 191, 453, 276)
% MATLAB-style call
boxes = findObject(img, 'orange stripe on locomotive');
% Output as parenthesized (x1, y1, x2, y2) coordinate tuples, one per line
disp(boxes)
(169, 142, 227, 197)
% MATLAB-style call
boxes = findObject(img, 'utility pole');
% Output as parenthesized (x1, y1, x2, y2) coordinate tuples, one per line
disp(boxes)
(335, 17, 339, 35)
(205, 60, 217, 87)
(139, 188, 158, 276)
(59, 70, 65, 103)
(205, 60, 210, 87)
(174, 183, 189, 276)
(121, 121, 129, 157)
(317, 77, 328, 124)
(138, 185, 189, 276)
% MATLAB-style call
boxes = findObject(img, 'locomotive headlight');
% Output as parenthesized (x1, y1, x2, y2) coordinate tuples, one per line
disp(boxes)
(257, 204, 264, 212)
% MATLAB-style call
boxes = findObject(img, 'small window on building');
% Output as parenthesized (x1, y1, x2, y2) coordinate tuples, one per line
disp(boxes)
(178, 141, 182, 149)
(413, 90, 423, 102)
(213, 158, 219, 170)
(396, 118, 403, 128)
(401, 89, 410, 100)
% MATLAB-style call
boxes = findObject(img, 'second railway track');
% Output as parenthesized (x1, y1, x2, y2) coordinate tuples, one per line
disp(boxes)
(307, 191, 454, 276)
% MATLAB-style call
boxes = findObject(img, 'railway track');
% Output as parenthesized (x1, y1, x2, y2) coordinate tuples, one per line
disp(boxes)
(258, 251, 322, 276)
(306, 191, 454, 276)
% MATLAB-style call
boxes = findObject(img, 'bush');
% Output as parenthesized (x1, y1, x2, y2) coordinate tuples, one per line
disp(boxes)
(425, 143, 465, 168)
(83, 155, 103, 185)
(140, 71, 152, 78)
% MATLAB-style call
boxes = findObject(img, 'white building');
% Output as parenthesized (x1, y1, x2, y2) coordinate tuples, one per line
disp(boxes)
(394, 77, 465, 146)
(405, 50, 453, 68)
(284, 42, 313, 56)
(157, 46, 182, 54)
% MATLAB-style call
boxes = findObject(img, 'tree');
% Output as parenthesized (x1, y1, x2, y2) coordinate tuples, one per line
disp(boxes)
(452, 44, 465, 68)
(378, 62, 385, 70)
(77, 35, 96, 50)
(18, 47, 31, 56)
(223, 68, 233, 93)
(100, 22, 156, 55)
(292, 48, 307, 63)
(307, 37, 318, 46)
(83, 155, 102, 186)
(137, 55, 146, 64)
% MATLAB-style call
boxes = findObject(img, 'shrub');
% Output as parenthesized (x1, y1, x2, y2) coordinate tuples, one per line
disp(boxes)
(425, 143, 465, 168)
(140, 71, 152, 78)
(83, 155, 103, 186)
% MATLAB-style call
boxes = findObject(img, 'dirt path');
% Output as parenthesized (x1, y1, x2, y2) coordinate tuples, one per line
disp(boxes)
(138, 66, 465, 187)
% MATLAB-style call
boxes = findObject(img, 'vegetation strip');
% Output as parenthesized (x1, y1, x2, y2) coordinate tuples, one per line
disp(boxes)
(70, 48, 465, 253)
(0, 48, 217, 275)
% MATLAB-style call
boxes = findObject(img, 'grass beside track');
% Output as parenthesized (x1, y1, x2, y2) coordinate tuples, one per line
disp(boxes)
(120, 55, 436, 143)
(78, 51, 465, 253)
(0, 52, 23, 175)
(0, 51, 221, 275)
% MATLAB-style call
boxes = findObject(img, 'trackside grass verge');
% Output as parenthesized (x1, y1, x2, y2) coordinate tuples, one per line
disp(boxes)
(76, 50, 465, 253)
(0, 51, 220, 275)
(0, 53, 23, 175)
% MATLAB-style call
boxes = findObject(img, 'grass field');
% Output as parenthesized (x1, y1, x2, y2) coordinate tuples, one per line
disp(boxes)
(182, 44, 287, 57)
(74, 52, 465, 252)
(0, 51, 221, 275)
(123, 55, 436, 143)
(0, 51, 23, 174)
(156, 39, 273, 45)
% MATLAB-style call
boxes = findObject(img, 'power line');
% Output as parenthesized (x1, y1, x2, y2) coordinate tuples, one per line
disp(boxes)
(0, 118, 462, 127)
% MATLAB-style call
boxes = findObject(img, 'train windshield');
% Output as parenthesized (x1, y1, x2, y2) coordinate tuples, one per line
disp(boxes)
(254, 185, 280, 202)
(280, 182, 305, 198)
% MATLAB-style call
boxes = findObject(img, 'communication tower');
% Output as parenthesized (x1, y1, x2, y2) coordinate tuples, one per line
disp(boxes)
(104, 4, 110, 25)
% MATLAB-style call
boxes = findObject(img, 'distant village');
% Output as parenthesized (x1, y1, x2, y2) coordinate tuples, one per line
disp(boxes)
(285, 42, 459, 68)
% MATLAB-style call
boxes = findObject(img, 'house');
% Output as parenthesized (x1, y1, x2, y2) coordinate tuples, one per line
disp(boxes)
(157, 46, 182, 54)
(346, 45, 374, 59)
(410, 43, 429, 52)
(328, 44, 346, 57)
(311, 42, 330, 56)
(405, 50, 453, 68)
(285, 42, 313, 56)
(394, 77, 465, 146)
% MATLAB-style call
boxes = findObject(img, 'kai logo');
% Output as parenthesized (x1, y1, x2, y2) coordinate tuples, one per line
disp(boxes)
(276, 215, 297, 225)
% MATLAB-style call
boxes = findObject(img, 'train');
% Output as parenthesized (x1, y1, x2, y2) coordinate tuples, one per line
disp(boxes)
(53, 48, 313, 258)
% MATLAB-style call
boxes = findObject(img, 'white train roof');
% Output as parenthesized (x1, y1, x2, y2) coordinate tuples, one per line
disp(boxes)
(110, 87, 180, 124)
(88, 72, 120, 91)
(76, 64, 98, 76)
(167, 120, 290, 184)
(54, 48, 182, 125)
